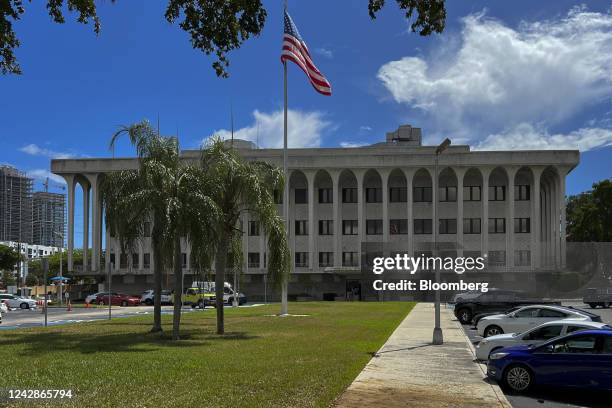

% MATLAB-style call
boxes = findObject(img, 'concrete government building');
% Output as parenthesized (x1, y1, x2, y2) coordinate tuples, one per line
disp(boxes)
(51, 125, 579, 300)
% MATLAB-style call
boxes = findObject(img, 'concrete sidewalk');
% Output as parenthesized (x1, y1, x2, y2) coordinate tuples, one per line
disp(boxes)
(335, 303, 511, 408)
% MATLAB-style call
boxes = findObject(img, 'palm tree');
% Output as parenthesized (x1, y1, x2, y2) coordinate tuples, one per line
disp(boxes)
(102, 121, 218, 339)
(200, 138, 290, 335)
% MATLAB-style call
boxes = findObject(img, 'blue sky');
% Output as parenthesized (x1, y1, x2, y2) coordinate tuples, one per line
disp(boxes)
(1, 0, 611, 247)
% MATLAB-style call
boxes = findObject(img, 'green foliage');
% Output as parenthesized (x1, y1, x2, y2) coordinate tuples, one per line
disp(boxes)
(1, 270, 17, 287)
(368, 0, 446, 35)
(1, 1, 446, 77)
(567, 179, 612, 242)
(0, 244, 20, 271)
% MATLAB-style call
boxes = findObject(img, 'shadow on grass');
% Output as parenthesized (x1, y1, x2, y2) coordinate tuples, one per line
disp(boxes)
(0, 328, 259, 356)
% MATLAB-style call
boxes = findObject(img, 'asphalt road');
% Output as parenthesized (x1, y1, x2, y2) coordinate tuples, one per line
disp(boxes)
(0, 304, 261, 330)
(459, 301, 612, 408)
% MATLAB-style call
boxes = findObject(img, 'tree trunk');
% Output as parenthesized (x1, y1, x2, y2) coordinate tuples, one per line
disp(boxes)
(172, 234, 183, 340)
(151, 241, 163, 333)
(214, 236, 228, 335)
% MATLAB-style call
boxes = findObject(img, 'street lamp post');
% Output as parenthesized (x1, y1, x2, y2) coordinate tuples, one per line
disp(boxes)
(433, 138, 451, 345)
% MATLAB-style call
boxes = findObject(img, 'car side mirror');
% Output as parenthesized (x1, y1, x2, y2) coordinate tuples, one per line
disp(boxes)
(538, 344, 554, 353)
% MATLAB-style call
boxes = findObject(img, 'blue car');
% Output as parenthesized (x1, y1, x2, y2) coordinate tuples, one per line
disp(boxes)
(487, 329, 612, 392)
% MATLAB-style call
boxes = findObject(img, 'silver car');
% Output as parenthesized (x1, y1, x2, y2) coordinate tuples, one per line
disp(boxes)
(476, 320, 611, 360)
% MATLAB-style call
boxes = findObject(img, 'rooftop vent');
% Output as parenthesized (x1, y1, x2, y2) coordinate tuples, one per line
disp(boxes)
(386, 125, 422, 146)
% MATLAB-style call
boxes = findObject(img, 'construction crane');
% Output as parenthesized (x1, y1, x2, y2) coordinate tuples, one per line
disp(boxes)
(42, 177, 66, 192)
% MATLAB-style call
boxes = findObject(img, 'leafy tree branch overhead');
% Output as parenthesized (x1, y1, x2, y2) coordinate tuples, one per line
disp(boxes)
(0, 0, 446, 76)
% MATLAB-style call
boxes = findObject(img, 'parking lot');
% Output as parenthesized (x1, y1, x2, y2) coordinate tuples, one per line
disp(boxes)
(459, 301, 612, 408)
(0, 303, 260, 330)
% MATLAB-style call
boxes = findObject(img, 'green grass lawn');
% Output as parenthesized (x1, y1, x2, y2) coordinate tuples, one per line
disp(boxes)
(0, 302, 414, 408)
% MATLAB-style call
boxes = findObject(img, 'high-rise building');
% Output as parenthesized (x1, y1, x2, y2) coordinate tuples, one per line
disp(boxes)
(32, 192, 65, 247)
(0, 166, 33, 244)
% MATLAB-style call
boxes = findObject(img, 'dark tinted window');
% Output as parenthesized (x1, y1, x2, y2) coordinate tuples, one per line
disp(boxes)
(566, 325, 590, 334)
(515, 308, 540, 318)
(538, 309, 567, 318)
(602, 336, 612, 354)
(526, 325, 562, 341)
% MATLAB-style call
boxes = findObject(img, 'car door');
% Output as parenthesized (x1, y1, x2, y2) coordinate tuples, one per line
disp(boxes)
(533, 334, 599, 387)
(508, 307, 541, 333)
(596, 335, 612, 390)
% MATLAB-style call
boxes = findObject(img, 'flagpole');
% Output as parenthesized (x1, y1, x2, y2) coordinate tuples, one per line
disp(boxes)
(281, 0, 289, 316)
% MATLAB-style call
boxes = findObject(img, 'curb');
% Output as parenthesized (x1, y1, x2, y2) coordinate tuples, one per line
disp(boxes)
(453, 314, 512, 408)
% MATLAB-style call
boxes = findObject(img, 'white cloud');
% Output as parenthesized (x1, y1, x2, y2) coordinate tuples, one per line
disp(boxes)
(209, 109, 330, 148)
(340, 141, 368, 148)
(475, 123, 612, 151)
(19, 144, 74, 159)
(378, 7, 612, 139)
(315, 48, 333, 59)
(359, 126, 372, 132)
(26, 169, 67, 185)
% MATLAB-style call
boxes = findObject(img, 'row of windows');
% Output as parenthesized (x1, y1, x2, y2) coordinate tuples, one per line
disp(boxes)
(245, 249, 534, 268)
(245, 217, 531, 236)
(283, 185, 531, 204)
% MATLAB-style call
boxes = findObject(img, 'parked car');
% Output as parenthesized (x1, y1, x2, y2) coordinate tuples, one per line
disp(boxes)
(454, 290, 560, 324)
(476, 320, 612, 360)
(223, 286, 247, 305)
(0, 293, 37, 309)
(85, 292, 105, 304)
(477, 305, 600, 338)
(583, 287, 612, 309)
(179, 287, 216, 308)
(95, 293, 141, 306)
(487, 330, 612, 392)
(34, 295, 53, 305)
(140, 290, 173, 306)
(452, 288, 501, 304)
(472, 306, 523, 327)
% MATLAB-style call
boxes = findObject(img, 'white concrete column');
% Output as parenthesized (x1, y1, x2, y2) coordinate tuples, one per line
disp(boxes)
(86, 173, 101, 272)
(507, 167, 517, 268)
(306, 171, 315, 271)
(430, 166, 437, 255)
(356, 170, 366, 262)
(481, 168, 491, 262)
(531, 168, 542, 269)
(381, 169, 390, 244)
(544, 181, 551, 267)
(456, 168, 465, 257)
(559, 170, 567, 269)
(82, 182, 90, 272)
(331, 170, 341, 268)
(65, 174, 76, 272)
(404, 169, 415, 257)
(550, 178, 561, 269)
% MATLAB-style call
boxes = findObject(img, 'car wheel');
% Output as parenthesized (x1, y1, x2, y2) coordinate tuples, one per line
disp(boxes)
(121, 301, 128, 307)
(20, 302, 29, 310)
(197, 300, 205, 309)
(484, 325, 504, 337)
(504, 364, 533, 392)
(98, 300, 104, 306)
(457, 308, 472, 324)
(145, 299, 153, 306)
(605, 302, 611, 309)
(589, 303, 598, 309)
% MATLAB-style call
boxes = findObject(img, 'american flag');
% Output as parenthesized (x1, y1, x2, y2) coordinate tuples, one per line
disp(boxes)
(281, 11, 332, 96)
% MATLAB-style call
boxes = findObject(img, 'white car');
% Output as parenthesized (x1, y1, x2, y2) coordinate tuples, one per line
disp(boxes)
(141, 290, 173, 306)
(475, 320, 611, 360)
(0, 294, 37, 310)
(476, 305, 597, 338)
(85, 292, 105, 304)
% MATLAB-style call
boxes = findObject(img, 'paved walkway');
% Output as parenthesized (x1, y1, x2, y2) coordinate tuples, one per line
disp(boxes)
(335, 303, 511, 408)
